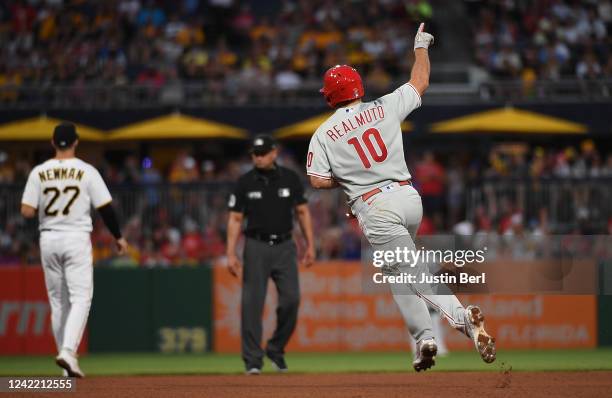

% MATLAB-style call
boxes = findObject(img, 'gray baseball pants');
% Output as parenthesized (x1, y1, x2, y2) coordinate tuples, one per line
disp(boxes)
(351, 183, 467, 344)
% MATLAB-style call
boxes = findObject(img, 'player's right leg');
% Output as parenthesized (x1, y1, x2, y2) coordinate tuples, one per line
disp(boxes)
(39, 232, 72, 375)
(383, 186, 496, 364)
(431, 310, 449, 356)
(395, 190, 496, 364)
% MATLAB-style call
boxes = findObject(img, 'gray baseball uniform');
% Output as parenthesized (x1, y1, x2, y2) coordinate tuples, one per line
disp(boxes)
(307, 83, 467, 344)
(307, 83, 417, 200)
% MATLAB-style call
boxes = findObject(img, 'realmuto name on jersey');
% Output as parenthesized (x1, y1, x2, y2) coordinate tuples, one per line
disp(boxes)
(38, 167, 84, 182)
(326, 106, 385, 142)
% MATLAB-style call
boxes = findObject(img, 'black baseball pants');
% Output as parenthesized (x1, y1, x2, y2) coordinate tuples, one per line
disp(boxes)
(241, 238, 300, 369)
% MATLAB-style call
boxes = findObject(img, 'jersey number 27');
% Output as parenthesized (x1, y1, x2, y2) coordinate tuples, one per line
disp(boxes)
(43, 186, 80, 216)
(347, 128, 388, 169)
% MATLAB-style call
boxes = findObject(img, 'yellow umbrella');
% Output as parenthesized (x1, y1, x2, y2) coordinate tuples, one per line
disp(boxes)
(0, 116, 105, 141)
(431, 107, 587, 134)
(108, 113, 247, 140)
(275, 112, 412, 139)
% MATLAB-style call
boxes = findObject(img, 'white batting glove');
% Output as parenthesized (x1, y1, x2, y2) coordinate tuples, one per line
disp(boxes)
(414, 22, 434, 50)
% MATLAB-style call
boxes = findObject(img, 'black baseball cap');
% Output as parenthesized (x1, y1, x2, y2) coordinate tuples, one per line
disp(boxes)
(249, 134, 277, 156)
(53, 122, 79, 149)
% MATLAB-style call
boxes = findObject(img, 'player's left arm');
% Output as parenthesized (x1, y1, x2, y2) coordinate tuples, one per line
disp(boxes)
(408, 23, 435, 96)
(89, 168, 128, 255)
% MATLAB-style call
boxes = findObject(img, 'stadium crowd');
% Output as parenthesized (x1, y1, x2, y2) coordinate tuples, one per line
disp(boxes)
(0, 0, 433, 103)
(468, 0, 612, 81)
(1, 140, 611, 267)
(1, 0, 610, 106)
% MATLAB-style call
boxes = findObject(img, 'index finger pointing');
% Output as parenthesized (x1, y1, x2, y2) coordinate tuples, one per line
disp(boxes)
(418, 22, 425, 33)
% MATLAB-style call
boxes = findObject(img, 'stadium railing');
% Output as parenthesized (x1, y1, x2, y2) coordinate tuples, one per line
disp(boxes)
(1, 179, 610, 249)
(0, 79, 610, 108)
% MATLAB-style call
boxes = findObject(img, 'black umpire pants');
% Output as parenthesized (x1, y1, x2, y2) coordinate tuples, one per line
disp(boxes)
(241, 238, 300, 368)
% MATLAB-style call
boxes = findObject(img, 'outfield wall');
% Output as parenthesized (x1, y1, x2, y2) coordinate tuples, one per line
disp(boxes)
(0, 266, 213, 354)
(214, 261, 598, 352)
(0, 263, 604, 354)
(88, 267, 213, 353)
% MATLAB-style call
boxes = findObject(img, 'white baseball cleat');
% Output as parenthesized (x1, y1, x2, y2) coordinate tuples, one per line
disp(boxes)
(245, 367, 261, 375)
(412, 338, 437, 372)
(55, 349, 85, 378)
(465, 305, 496, 363)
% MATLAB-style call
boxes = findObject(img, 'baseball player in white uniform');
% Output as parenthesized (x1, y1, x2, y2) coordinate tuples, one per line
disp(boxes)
(307, 24, 496, 371)
(21, 123, 128, 378)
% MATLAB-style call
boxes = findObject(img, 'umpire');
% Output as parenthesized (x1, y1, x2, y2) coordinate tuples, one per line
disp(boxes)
(226, 135, 315, 375)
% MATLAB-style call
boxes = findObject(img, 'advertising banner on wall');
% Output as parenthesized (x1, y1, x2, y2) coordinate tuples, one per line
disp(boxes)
(213, 261, 597, 352)
(0, 266, 87, 355)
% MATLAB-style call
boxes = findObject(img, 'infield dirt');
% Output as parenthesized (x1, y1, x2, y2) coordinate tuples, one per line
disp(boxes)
(18, 371, 612, 398)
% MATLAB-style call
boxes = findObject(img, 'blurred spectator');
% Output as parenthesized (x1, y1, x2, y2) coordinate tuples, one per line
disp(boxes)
(366, 63, 392, 93)
(119, 155, 142, 184)
(169, 151, 199, 182)
(576, 51, 602, 79)
(414, 151, 446, 222)
(0, 152, 14, 183)
(275, 67, 302, 92)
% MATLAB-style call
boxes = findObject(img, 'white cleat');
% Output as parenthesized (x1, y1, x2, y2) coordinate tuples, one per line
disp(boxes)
(465, 305, 496, 364)
(412, 338, 437, 372)
(55, 349, 85, 378)
(245, 367, 261, 375)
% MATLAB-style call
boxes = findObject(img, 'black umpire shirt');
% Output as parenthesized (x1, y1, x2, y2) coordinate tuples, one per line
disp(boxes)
(228, 164, 307, 236)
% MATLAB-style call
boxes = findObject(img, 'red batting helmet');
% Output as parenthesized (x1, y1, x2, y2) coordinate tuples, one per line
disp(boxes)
(320, 65, 364, 108)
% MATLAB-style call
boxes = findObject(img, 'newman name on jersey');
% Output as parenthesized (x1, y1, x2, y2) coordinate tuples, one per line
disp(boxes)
(37, 167, 85, 182)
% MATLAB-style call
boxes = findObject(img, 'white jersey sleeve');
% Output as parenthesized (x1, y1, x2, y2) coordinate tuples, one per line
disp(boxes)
(87, 167, 113, 208)
(306, 133, 333, 180)
(382, 83, 422, 121)
(21, 167, 41, 208)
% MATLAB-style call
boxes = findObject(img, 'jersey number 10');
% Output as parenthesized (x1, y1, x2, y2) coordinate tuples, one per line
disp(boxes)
(347, 128, 388, 169)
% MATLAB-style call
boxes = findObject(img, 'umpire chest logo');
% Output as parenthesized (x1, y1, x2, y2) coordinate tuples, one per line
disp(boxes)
(228, 194, 237, 207)
(278, 188, 290, 198)
(247, 191, 262, 199)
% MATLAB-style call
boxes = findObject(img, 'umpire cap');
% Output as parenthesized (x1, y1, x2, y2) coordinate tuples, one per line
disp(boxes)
(250, 135, 277, 156)
(53, 122, 79, 149)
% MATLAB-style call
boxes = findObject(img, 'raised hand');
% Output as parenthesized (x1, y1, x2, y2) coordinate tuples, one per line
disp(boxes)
(414, 22, 435, 50)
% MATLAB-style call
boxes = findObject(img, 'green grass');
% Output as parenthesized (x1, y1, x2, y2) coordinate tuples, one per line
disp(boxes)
(1, 349, 612, 376)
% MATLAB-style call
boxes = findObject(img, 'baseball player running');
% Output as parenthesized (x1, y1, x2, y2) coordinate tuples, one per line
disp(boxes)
(306, 24, 495, 371)
(21, 123, 128, 378)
